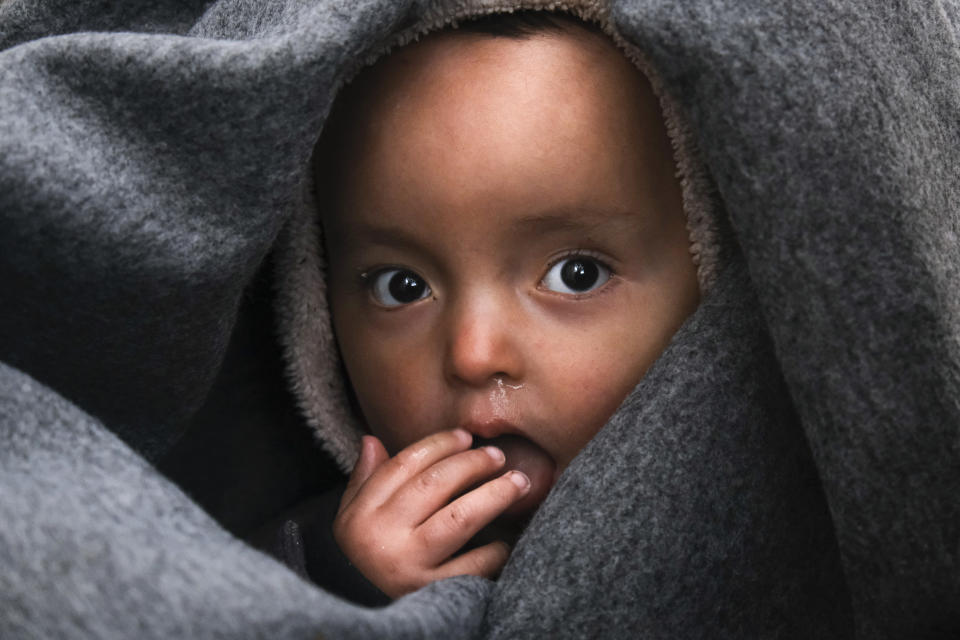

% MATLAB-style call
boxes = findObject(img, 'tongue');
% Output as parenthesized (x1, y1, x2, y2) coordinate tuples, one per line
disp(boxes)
(476, 435, 556, 519)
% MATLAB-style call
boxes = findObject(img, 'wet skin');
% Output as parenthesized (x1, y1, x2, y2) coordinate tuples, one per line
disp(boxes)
(320, 24, 699, 597)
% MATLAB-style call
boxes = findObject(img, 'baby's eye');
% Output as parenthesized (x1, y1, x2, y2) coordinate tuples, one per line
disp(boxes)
(541, 255, 611, 295)
(369, 268, 432, 307)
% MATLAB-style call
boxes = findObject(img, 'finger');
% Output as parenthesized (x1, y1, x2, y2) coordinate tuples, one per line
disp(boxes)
(339, 435, 390, 511)
(431, 540, 512, 582)
(351, 428, 474, 509)
(382, 445, 507, 525)
(417, 470, 530, 563)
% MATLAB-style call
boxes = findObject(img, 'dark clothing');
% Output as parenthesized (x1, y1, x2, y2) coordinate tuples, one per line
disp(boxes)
(248, 484, 391, 608)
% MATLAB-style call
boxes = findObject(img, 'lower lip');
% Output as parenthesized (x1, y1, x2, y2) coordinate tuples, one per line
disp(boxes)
(474, 434, 557, 519)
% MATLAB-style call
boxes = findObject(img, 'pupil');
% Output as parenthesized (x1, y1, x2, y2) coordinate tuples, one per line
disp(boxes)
(560, 259, 599, 291)
(388, 271, 425, 303)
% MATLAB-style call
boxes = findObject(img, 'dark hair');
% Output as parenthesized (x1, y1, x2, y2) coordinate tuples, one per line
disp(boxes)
(455, 10, 602, 39)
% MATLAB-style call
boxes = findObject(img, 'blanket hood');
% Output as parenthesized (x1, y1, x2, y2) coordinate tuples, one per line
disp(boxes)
(276, 3, 960, 634)
(275, 0, 726, 473)
(2, 0, 959, 638)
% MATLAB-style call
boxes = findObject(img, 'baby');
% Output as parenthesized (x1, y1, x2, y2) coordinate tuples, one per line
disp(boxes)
(316, 12, 700, 599)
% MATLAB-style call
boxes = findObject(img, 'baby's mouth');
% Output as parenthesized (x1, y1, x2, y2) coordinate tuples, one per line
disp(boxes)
(473, 434, 557, 520)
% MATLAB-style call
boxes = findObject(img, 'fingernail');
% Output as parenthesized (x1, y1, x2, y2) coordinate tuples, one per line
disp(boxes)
(452, 428, 471, 444)
(484, 446, 505, 463)
(508, 471, 530, 492)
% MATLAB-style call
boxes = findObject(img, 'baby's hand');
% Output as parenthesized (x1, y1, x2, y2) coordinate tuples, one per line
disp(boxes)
(332, 429, 531, 598)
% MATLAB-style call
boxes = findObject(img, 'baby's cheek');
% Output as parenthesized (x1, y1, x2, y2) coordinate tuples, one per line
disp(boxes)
(579, 353, 640, 419)
(358, 380, 441, 454)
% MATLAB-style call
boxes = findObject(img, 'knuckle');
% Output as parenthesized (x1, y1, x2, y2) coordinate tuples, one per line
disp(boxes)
(414, 467, 442, 493)
(386, 452, 412, 475)
(445, 502, 473, 531)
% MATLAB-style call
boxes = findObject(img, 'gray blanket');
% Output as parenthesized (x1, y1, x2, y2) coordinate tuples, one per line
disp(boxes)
(2, 0, 959, 638)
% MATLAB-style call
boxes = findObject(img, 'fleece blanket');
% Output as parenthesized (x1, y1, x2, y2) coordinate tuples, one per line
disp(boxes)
(2, 0, 958, 638)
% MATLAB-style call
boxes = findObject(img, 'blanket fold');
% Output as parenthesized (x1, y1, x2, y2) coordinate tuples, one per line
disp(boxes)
(2, 0, 958, 637)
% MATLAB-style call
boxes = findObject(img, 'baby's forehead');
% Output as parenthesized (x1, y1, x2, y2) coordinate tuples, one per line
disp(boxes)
(324, 21, 639, 149)
(316, 13, 679, 259)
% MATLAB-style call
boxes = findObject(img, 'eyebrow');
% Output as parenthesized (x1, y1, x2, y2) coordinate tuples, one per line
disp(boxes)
(509, 208, 645, 236)
(340, 207, 645, 251)
(338, 222, 431, 253)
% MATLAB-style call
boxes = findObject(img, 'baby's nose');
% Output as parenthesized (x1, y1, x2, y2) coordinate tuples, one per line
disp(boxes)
(443, 296, 524, 388)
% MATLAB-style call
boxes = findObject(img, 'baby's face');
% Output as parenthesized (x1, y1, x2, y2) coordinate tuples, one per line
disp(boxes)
(322, 25, 698, 515)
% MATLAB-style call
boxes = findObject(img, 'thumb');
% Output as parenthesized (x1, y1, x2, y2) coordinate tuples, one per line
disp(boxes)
(340, 435, 389, 509)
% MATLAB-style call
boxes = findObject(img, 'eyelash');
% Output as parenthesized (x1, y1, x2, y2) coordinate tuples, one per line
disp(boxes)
(544, 249, 612, 272)
(359, 266, 432, 308)
(539, 250, 617, 294)
(357, 250, 617, 304)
